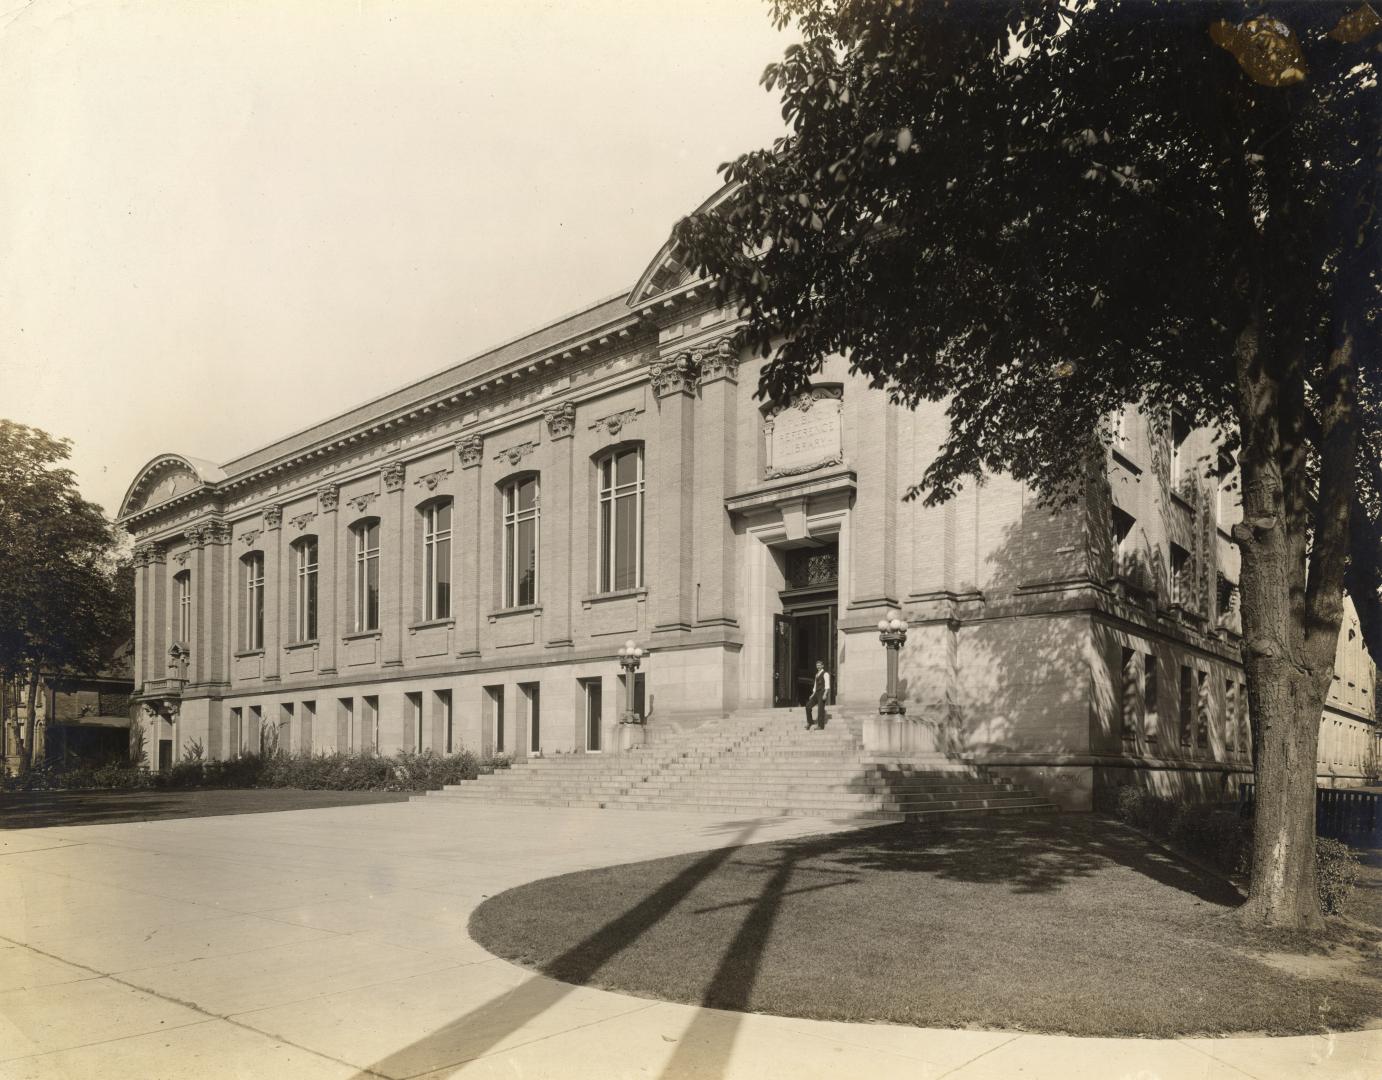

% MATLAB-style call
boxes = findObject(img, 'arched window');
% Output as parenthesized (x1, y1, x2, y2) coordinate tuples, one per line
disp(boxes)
(240, 552, 264, 651)
(501, 475, 539, 607)
(174, 570, 192, 644)
(292, 536, 319, 640)
(351, 519, 381, 632)
(597, 445, 643, 592)
(419, 499, 452, 620)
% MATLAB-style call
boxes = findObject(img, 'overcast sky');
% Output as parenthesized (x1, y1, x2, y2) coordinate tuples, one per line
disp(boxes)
(0, 0, 792, 519)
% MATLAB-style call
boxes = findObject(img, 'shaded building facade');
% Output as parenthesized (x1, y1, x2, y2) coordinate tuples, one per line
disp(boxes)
(119, 208, 1377, 808)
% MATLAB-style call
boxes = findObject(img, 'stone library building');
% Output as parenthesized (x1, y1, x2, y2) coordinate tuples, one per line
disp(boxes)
(119, 188, 1378, 811)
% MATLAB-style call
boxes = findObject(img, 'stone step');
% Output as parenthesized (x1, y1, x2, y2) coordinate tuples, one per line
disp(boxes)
(417, 704, 1053, 822)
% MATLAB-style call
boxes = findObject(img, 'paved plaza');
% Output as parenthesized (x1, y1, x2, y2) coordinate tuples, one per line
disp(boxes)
(0, 801, 1378, 1079)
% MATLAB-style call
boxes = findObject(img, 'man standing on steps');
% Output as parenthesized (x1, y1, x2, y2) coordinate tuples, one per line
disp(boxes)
(805, 660, 830, 730)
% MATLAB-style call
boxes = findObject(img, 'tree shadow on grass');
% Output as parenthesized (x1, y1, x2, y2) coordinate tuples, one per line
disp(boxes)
(344, 813, 1242, 1078)
(790, 815, 1241, 906)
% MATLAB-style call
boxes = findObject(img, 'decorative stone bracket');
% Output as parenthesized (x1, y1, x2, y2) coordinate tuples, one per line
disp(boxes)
(263, 505, 282, 530)
(543, 401, 576, 440)
(494, 440, 538, 467)
(347, 491, 378, 515)
(317, 484, 339, 512)
(456, 435, 484, 469)
(697, 336, 740, 384)
(382, 461, 406, 492)
(648, 353, 700, 398)
(589, 408, 642, 437)
(414, 468, 451, 491)
(289, 510, 317, 531)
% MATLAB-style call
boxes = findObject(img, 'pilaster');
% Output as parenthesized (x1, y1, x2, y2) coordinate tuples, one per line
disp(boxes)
(262, 505, 283, 682)
(456, 436, 483, 658)
(186, 526, 207, 686)
(381, 461, 406, 667)
(133, 545, 152, 690)
(149, 544, 168, 680)
(317, 485, 339, 673)
(848, 395, 899, 612)
(202, 522, 231, 687)
(649, 352, 698, 635)
(694, 338, 739, 628)
(542, 403, 576, 647)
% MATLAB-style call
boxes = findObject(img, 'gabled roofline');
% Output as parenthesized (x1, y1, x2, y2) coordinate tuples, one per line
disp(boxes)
(628, 181, 739, 308)
(118, 453, 225, 520)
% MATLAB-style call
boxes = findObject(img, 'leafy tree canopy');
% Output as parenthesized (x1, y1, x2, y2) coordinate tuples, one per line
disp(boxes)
(0, 420, 129, 766)
(674, 0, 1377, 580)
(674, 0, 1380, 929)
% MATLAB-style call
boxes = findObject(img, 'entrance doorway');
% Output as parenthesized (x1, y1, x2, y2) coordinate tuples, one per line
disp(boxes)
(772, 542, 839, 708)
(773, 609, 837, 707)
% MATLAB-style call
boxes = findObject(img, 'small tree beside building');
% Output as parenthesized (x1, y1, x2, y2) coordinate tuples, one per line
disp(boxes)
(0, 419, 130, 775)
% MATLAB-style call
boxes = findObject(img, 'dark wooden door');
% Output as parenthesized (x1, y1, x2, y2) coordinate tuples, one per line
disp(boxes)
(773, 613, 794, 706)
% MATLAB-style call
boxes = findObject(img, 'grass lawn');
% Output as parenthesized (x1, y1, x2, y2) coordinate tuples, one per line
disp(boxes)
(0, 787, 411, 829)
(470, 814, 1382, 1038)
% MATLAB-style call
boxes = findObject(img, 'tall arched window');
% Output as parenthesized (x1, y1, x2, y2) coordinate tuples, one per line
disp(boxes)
(597, 446, 643, 592)
(174, 570, 192, 644)
(241, 552, 264, 651)
(420, 499, 452, 620)
(501, 476, 539, 607)
(351, 519, 380, 632)
(293, 536, 319, 640)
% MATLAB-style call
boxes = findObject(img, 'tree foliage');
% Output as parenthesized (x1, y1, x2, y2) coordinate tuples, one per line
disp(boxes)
(673, 0, 1380, 929)
(0, 420, 128, 771)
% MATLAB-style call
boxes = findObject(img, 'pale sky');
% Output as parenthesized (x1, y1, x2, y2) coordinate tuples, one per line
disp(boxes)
(0, 0, 792, 520)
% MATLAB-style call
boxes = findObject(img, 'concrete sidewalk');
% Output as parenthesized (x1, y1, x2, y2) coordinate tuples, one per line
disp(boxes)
(0, 802, 1376, 1079)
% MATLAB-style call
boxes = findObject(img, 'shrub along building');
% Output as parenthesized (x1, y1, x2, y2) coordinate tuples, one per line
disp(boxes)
(118, 200, 1378, 808)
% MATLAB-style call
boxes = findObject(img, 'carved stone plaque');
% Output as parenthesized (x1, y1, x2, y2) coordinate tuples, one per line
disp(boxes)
(765, 387, 844, 478)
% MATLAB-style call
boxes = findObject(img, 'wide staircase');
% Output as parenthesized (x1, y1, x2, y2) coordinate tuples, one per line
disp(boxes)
(414, 707, 1055, 822)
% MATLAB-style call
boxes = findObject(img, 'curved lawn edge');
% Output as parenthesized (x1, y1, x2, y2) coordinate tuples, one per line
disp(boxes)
(469, 817, 1381, 1038)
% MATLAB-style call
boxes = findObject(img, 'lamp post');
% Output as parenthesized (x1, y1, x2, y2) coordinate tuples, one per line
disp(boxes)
(616, 640, 644, 724)
(876, 614, 907, 716)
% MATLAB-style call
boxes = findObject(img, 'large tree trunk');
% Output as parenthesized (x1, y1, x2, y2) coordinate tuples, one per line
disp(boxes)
(1231, 311, 1326, 930)
(1234, 308, 1358, 929)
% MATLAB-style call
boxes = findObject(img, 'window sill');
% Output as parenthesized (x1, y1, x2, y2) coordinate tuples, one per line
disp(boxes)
(342, 630, 381, 642)
(489, 604, 542, 622)
(284, 639, 318, 651)
(234, 649, 264, 659)
(582, 587, 648, 607)
(409, 618, 455, 632)
(1109, 448, 1141, 476)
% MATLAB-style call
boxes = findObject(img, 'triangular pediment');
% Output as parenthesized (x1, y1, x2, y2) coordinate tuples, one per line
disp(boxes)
(628, 181, 740, 307)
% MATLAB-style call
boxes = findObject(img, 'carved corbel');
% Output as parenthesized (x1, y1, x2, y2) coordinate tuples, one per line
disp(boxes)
(648, 352, 700, 398)
(543, 401, 577, 440)
(317, 484, 340, 512)
(494, 441, 538, 467)
(697, 337, 740, 384)
(382, 461, 406, 492)
(414, 468, 451, 491)
(457, 435, 484, 469)
(204, 521, 232, 545)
